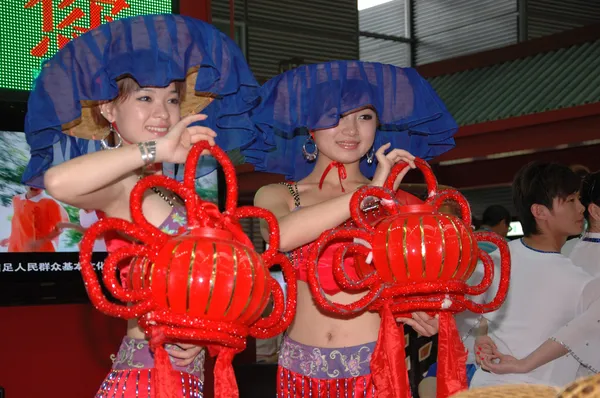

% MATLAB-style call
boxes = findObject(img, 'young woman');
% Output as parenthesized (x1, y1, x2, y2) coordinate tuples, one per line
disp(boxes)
(252, 61, 458, 397)
(22, 14, 263, 397)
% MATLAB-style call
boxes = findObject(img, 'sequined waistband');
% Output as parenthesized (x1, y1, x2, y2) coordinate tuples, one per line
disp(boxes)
(278, 335, 376, 379)
(111, 336, 205, 379)
(96, 369, 204, 398)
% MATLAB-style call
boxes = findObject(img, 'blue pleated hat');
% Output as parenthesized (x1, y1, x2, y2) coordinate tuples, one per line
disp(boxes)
(246, 61, 457, 181)
(22, 14, 268, 187)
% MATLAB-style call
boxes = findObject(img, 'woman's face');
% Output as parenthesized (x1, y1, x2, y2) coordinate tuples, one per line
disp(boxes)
(100, 82, 181, 144)
(313, 107, 377, 164)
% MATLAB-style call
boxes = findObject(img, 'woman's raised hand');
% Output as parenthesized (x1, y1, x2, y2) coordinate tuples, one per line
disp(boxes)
(369, 143, 416, 190)
(155, 114, 217, 164)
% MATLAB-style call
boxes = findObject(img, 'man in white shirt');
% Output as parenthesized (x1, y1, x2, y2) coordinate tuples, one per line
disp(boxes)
(470, 161, 600, 387)
(483, 169, 600, 382)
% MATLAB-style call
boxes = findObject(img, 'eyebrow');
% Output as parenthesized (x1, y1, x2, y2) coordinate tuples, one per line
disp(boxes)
(135, 88, 178, 94)
(340, 107, 375, 118)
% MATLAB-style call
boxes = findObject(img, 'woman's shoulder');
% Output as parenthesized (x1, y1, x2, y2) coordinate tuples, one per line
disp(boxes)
(254, 182, 297, 211)
(255, 182, 294, 196)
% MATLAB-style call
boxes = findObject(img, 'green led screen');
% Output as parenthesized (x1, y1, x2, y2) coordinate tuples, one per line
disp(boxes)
(0, 0, 173, 91)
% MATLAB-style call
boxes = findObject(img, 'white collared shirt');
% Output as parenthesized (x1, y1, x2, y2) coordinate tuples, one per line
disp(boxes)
(470, 239, 600, 387)
(569, 232, 600, 276)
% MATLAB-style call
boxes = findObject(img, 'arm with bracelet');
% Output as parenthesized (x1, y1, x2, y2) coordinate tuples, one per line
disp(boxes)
(21, 14, 264, 396)
(44, 113, 215, 217)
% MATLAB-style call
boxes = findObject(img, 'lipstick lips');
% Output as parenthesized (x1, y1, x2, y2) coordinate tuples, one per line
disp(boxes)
(146, 126, 170, 137)
(336, 140, 360, 150)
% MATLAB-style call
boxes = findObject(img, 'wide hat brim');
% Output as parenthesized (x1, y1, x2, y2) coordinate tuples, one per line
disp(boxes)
(62, 70, 214, 140)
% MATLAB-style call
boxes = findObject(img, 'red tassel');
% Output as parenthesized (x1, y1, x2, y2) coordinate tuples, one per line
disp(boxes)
(371, 305, 411, 398)
(210, 346, 239, 398)
(151, 329, 180, 398)
(436, 312, 468, 397)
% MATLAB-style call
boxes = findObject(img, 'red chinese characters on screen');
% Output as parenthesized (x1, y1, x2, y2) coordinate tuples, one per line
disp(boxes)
(24, 0, 131, 58)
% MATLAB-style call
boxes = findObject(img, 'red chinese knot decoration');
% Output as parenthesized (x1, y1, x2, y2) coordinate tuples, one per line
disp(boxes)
(307, 158, 511, 398)
(79, 141, 297, 398)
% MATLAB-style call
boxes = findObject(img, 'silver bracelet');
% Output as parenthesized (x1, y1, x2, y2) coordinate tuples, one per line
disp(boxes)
(137, 141, 157, 165)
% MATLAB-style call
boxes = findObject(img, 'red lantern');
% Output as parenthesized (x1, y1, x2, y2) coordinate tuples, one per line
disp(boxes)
(79, 142, 296, 398)
(371, 203, 479, 284)
(307, 158, 510, 398)
(149, 228, 270, 323)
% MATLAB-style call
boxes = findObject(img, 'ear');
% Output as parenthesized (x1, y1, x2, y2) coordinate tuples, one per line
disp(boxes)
(589, 203, 600, 222)
(531, 203, 551, 221)
(98, 102, 116, 124)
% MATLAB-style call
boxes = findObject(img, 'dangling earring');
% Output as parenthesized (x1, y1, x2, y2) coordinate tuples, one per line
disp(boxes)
(366, 146, 375, 165)
(302, 136, 318, 161)
(100, 123, 123, 150)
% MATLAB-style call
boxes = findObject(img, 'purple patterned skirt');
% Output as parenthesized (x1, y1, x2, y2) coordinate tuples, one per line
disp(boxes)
(95, 337, 204, 398)
(277, 335, 378, 397)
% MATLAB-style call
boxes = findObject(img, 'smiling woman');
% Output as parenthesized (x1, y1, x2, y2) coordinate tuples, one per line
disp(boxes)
(20, 14, 267, 398)
(96, 81, 185, 148)
(251, 60, 458, 397)
(90, 78, 187, 143)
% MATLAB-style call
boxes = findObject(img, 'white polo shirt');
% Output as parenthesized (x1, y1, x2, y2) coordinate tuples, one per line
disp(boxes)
(569, 232, 600, 276)
(470, 239, 600, 387)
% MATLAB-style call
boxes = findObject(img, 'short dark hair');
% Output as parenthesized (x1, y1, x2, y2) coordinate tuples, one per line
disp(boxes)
(570, 164, 590, 181)
(512, 161, 581, 236)
(581, 171, 600, 221)
(482, 205, 511, 227)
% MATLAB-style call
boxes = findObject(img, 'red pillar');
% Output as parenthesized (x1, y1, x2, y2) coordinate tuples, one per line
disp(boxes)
(178, 0, 212, 22)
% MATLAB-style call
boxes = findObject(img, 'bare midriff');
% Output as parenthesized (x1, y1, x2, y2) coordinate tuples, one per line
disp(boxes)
(286, 280, 380, 347)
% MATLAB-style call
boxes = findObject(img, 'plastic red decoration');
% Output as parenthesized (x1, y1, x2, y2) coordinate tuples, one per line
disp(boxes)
(307, 158, 511, 398)
(79, 141, 297, 398)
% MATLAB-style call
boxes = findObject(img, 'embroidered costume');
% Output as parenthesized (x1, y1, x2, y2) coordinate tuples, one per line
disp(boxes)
(251, 61, 458, 397)
(22, 14, 264, 398)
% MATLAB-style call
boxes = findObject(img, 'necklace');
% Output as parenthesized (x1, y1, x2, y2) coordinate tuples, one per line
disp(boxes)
(151, 186, 177, 208)
(138, 174, 178, 208)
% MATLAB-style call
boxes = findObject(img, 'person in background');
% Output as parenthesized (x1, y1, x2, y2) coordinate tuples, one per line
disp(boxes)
(0, 187, 69, 252)
(470, 161, 600, 387)
(476, 205, 511, 253)
(482, 170, 600, 382)
(568, 170, 600, 275)
(22, 208, 108, 252)
(562, 164, 591, 257)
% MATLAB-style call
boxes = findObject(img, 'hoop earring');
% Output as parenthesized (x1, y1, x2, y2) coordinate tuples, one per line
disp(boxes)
(302, 136, 318, 161)
(366, 146, 375, 165)
(100, 124, 123, 150)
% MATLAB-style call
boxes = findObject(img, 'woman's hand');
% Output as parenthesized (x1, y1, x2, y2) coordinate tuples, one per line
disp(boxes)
(481, 354, 531, 375)
(474, 335, 498, 365)
(396, 312, 439, 336)
(156, 114, 217, 164)
(167, 343, 204, 367)
(370, 143, 416, 190)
